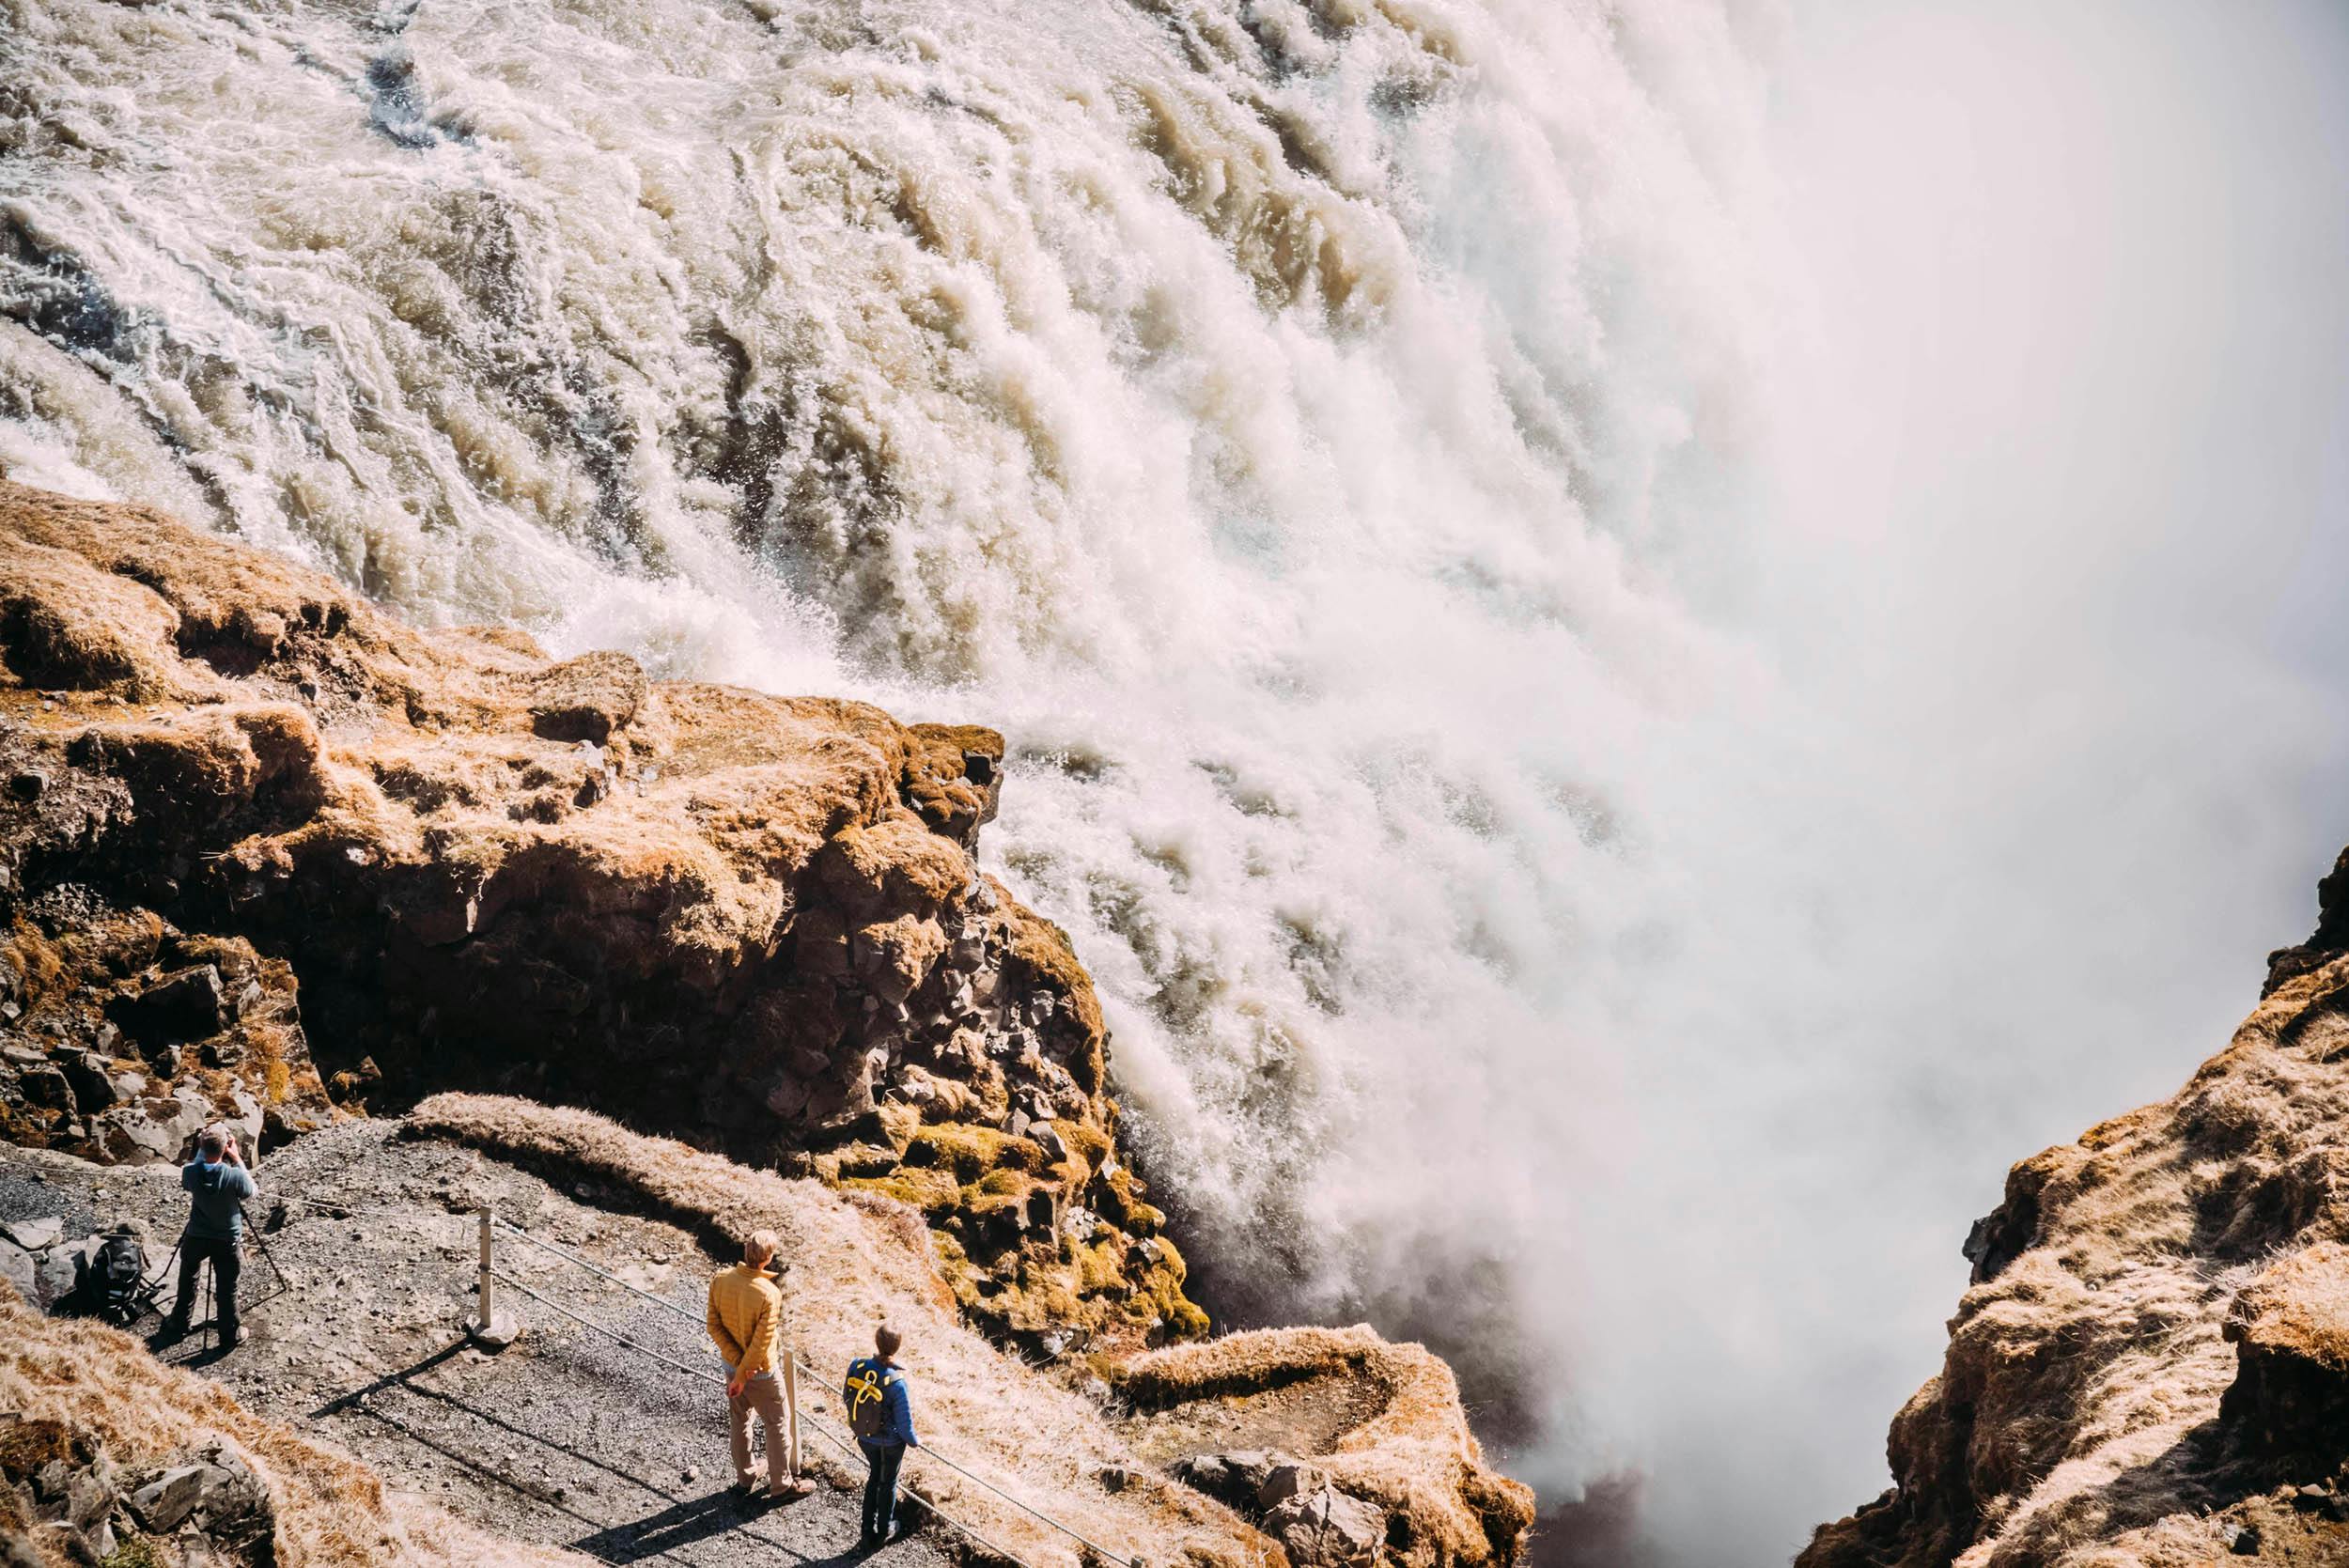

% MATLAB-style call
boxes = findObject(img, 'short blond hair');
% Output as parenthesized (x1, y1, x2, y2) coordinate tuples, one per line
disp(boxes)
(744, 1230, 779, 1265)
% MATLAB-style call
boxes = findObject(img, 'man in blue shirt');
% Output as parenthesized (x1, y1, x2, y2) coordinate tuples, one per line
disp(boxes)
(843, 1324, 919, 1549)
(158, 1126, 257, 1348)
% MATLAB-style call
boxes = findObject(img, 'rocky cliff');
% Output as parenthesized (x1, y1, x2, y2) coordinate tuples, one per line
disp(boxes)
(1800, 851, 2349, 1567)
(0, 477, 1191, 1353)
(0, 476, 1535, 1568)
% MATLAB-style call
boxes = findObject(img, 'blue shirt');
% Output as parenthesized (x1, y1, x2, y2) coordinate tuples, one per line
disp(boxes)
(180, 1159, 257, 1242)
(845, 1357, 918, 1448)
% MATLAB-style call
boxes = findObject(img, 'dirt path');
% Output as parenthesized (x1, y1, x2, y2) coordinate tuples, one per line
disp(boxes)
(0, 1121, 956, 1568)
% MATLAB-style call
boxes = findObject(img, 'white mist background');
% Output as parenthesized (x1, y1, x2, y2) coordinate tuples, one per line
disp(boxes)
(1598, 0, 2349, 1559)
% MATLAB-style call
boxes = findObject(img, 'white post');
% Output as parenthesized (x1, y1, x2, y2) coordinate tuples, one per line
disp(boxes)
(477, 1207, 494, 1329)
(466, 1207, 518, 1348)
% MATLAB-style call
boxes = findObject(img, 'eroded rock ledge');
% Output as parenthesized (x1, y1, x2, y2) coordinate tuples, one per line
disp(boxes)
(0, 479, 1195, 1352)
(1800, 850, 2349, 1568)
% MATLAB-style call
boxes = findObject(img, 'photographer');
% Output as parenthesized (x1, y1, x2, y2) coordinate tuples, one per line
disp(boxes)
(157, 1126, 257, 1349)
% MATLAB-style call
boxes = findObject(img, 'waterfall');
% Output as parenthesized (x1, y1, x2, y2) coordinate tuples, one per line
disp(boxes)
(13, 0, 2349, 1558)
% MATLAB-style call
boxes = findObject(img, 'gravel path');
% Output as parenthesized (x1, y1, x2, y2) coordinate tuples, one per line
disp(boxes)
(0, 1122, 957, 1568)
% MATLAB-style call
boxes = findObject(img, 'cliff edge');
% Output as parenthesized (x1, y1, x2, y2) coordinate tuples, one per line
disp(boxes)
(0, 477, 1533, 1568)
(1800, 851, 2349, 1567)
(0, 476, 1190, 1352)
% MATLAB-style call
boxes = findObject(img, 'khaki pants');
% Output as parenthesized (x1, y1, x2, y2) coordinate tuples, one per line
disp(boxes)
(728, 1358, 800, 1488)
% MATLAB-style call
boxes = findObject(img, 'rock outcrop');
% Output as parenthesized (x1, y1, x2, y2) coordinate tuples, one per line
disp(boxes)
(396, 1094, 1532, 1568)
(1117, 1327, 1534, 1568)
(1800, 850, 2349, 1567)
(0, 479, 1194, 1352)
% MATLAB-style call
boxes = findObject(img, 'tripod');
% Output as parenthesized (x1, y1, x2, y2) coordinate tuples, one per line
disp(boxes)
(239, 1200, 291, 1309)
(148, 1203, 289, 1352)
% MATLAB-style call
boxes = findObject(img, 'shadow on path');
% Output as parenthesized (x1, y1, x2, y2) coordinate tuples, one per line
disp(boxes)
(572, 1491, 863, 1567)
(307, 1341, 862, 1567)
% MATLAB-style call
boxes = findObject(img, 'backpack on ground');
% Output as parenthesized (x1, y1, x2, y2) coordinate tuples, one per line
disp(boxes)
(844, 1358, 894, 1441)
(93, 1232, 147, 1326)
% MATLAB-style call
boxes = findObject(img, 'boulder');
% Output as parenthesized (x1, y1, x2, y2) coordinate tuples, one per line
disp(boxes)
(2, 1216, 62, 1250)
(2220, 1240, 2349, 1457)
(1259, 1461, 1326, 1510)
(32, 1236, 97, 1311)
(17, 1063, 72, 1110)
(113, 965, 226, 1045)
(103, 1094, 206, 1165)
(124, 1448, 266, 1544)
(1265, 1478, 1386, 1568)
(58, 1053, 117, 1110)
(1, 1240, 34, 1304)
(128, 1464, 209, 1532)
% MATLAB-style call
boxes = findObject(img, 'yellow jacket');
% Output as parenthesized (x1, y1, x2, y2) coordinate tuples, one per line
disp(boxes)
(707, 1264, 783, 1377)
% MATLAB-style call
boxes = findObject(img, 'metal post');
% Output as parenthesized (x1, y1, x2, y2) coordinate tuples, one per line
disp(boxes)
(467, 1206, 519, 1349)
(478, 1207, 494, 1329)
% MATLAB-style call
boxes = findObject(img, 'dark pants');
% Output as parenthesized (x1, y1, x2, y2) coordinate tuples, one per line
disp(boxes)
(859, 1440, 906, 1543)
(170, 1234, 241, 1341)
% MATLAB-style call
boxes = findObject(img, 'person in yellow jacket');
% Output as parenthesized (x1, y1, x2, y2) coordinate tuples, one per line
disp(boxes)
(707, 1230, 807, 1499)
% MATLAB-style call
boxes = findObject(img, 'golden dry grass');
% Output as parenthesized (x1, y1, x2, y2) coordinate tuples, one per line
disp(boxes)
(406, 1093, 1277, 1568)
(1802, 950, 2349, 1568)
(0, 1284, 586, 1568)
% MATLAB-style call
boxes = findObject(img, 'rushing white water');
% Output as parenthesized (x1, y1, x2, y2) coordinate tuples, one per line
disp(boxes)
(10, 0, 2349, 1559)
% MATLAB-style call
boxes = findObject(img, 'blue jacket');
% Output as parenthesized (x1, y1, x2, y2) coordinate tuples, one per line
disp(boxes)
(844, 1357, 918, 1448)
(181, 1158, 257, 1242)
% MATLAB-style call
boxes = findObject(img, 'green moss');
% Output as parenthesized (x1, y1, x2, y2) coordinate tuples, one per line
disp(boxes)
(841, 1168, 960, 1214)
(909, 1123, 1048, 1181)
(1072, 1236, 1127, 1294)
(1095, 1168, 1164, 1234)
(102, 1536, 165, 1568)
(1051, 1119, 1112, 1170)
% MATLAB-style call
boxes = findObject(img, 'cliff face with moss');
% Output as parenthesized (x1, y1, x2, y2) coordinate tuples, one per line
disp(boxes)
(1800, 851, 2349, 1568)
(0, 478, 1193, 1353)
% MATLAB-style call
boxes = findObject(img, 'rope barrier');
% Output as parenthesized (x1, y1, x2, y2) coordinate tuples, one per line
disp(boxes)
(489, 1267, 1040, 1568)
(491, 1216, 1144, 1568)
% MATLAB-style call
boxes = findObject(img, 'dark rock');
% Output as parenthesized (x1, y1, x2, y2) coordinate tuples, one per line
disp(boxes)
(2231, 1523, 2261, 1554)
(128, 1466, 209, 1532)
(8, 769, 46, 800)
(126, 1449, 268, 1545)
(20, 1062, 74, 1110)
(112, 965, 226, 1046)
(58, 1053, 116, 1110)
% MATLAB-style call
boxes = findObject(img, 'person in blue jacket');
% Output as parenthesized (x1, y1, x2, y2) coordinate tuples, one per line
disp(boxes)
(843, 1324, 919, 1549)
(158, 1126, 258, 1348)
